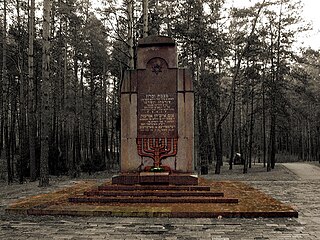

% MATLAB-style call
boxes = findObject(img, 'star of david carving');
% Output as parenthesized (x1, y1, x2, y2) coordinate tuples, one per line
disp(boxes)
(152, 63, 162, 75)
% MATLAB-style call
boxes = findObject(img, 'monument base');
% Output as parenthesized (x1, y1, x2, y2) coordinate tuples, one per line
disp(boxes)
(112, 172, 199, 185)
(6, 179, 298, 218)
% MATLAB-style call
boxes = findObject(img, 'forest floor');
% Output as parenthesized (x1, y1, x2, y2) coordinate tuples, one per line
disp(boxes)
(0, 162, 319, 239)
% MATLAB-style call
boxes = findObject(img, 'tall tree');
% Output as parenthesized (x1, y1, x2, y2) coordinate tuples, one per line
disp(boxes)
(222, 0, 267, 173)
(14, 0, 28, 184)
(127, 0, 134, 69)
(28, 0, 37, 181)
(39, 0, 53, 187)
(142, 0, 148, 37)
(2, 0, 14, 183)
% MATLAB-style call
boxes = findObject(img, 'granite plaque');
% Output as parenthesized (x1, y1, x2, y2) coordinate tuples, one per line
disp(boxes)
(137, 58, 177, 138)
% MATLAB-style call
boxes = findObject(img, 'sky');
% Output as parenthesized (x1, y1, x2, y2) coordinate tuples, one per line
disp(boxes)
(92, 0, 320, 50)
(228, 0, 320, 50)
(297, 0, 320, 50)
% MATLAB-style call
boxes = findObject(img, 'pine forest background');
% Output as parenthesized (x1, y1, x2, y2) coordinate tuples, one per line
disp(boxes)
(0, 0, 320, 186)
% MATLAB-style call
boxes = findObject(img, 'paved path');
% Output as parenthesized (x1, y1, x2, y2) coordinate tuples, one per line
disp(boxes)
(282, 163, 320, 180)
(0, 163, 319, 239)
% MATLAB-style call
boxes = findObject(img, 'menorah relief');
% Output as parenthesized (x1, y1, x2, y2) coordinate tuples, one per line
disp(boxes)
(137, 137, 177, 172)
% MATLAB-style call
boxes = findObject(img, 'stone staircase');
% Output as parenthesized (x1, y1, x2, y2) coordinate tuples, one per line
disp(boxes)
(68, 173, 239, 205)
(5, 174, 299, 218)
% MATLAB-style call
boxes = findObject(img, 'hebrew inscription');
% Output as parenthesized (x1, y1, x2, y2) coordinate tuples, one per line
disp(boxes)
(138, 93, 177, 138)
(137, 57, 177, 138)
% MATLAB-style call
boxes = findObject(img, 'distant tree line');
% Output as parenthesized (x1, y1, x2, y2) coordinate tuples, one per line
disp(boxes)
(0, 0, 319, 185)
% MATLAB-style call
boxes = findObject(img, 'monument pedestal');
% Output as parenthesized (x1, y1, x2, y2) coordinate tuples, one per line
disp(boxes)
(112, 172, 199, 185)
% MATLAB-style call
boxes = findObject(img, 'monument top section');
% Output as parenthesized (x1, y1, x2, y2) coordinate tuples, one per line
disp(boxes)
(138, 35, 176, 47)
(136, 36, 178, 69)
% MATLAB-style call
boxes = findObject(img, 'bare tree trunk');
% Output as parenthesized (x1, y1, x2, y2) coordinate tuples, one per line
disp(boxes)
(106, 76, 111, 167)
(307, 119, 311, 161)
(101, 63, 108, 169)
(238, 96, 243, 159)
(215, 79, 223, 174)
(198, 57, 210, 174)
(267, 19, 275, 172)
(89, 71, 97, 174)
(269, 1, 284, 170)
(10, 99, 17, 181)
(110, 92, 115, 167)
(214, 127, 223, 174)
(2, 0, 13, 184)
(262, 67, 267, 168)
(268, 47, 276, 172)
(229, 50, 237, 170)
(248, 77, 255, 169)
(80, 61, 87, 169)
(71, 27, 81, 178)
(127, 0, 134, 69)
(166, 6, 171, 37)
(243, 74, 249, 174)
(143, 0, 148, 37)
(39, 0, 53, 187)
(60, 16, 68, 175)
(268, 110, 276, 171)
(16, 0, 27, 184)
(28, 0, 37, 181)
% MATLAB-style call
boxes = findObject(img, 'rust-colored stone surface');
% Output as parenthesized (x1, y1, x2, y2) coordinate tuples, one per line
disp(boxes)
(6, 179, 298, 218)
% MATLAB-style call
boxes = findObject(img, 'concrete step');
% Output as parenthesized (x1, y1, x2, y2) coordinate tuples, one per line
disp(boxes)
(69, 196, 238, 204)
(98, 185, 211, 191)
(84, 190, 224, 197)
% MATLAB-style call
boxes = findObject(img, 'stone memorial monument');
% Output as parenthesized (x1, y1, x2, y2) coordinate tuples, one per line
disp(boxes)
(6, 36, 297, 219)
(114, 36, 196, 184)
